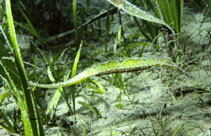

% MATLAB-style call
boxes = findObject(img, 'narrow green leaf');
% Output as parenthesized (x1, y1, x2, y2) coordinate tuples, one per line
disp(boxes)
(71, 41, 83, 77)
(0, 110, 16, 133)
(0, 91, 10, 103)
(157, 0, 174, 27)
(17, 1, 47, 46)
(78, 101, 102, 118)
(47, 66, 56, 83)
(73, 0, 78, 41)
(71, 40, 83, 121)
(6, 0, 44, 135)
(172, 125, 183, 136)
(0, 60, 33, 135)
(46, 88, 62, 121)
(46, 70, 71, 121)
(87, 80, 106, 94)
(46, 42, 83, 121)
(117, 25, 122, 45)
(92, 80, 106, 94)
(169, 0, 183, 33)
(157, 0, 183, 34)
(31, 41, 50, 65)
(114, 25, 121, 54)
(106, 0, 174, 34)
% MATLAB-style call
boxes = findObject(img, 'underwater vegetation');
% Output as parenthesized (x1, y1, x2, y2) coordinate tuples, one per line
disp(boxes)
(0, 0, 210, 135)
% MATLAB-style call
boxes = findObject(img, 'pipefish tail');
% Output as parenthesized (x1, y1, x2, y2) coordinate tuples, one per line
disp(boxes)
(29, 58, 191, 89)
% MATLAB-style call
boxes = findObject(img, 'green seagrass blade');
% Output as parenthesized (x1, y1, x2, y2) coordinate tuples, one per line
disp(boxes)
(106, 0, 175, 34)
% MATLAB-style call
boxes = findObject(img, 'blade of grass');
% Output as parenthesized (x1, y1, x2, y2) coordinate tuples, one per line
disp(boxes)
(157, 0, 183, 34)
(78, 101, 102, 118)
(73, 0, 78, 42)
(31, 41, 50, 65)
(169, 0, 183, 33)
(87, 79, 106, 94)
(0, 110, 16, 133)
(157, 0, 174, 28)
(71, 41, 83, 78)
(45, 41, 83, 122)
(106, 0, 175, 34)
(0, 60, 32, 135)
(0, 26, 22, 88)
(5, 0, 44, 135)
(45, 65, 66, 122)
(0, 90, 10, 104)
(70, 41, 83, 122)
(17, 1, 48, 46)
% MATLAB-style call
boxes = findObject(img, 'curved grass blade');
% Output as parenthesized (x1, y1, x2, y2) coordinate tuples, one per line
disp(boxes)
(0, 60, 32, 135)
(45, 66, 64, 122)
(78, 101, 102, 118)
(45, 41, 83, 121)
(87, 79, 106, 94)
(0, 110, 16, 133)
(0, 91, 10, 104)
(106, 0, 175, 34)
